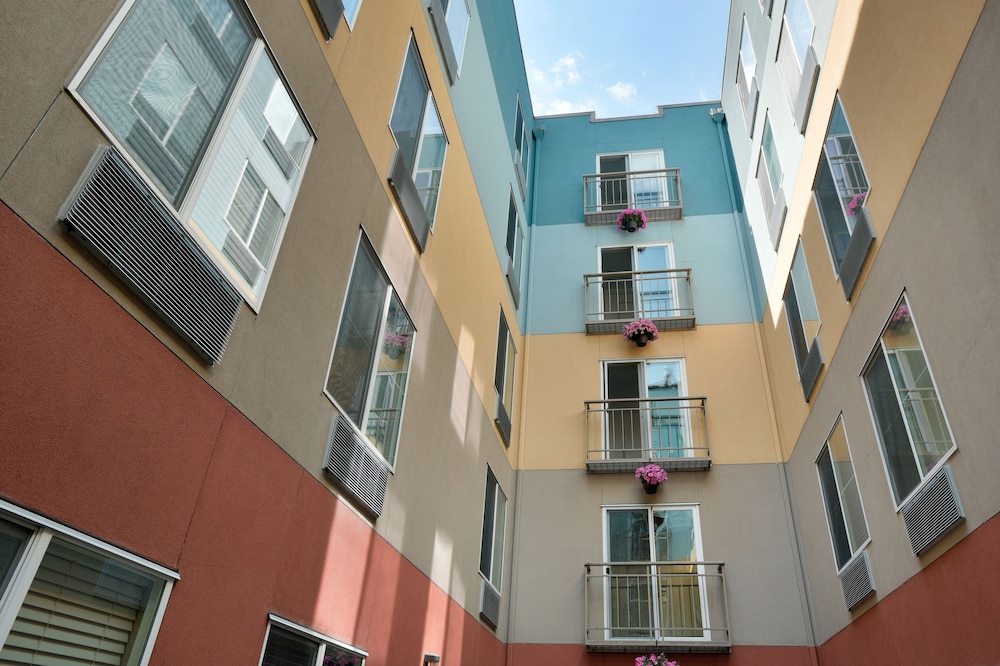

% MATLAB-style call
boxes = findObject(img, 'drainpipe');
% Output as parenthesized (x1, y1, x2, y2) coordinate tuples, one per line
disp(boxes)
(712, 107, 820, 663)
(503, 122, 544, 666)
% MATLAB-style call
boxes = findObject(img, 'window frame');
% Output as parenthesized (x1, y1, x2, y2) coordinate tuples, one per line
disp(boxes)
(66, 0, 315, 312)
(815, 416, 871, 573)
(862, 295, 957, 510)
(0, 499, 177, 666)
(784, 241, 820, 373)
(513, 94, 529, 199)
(504, 190, 525, 306)
(813, 94, 872, 276)
(736, 16, 759, 131)
(343, 0, 363, 29)
(493, 309, 517, 446)
(324, 233, 417, 469)
(260, 614, 367, 666)
(479, 467, 507, 594)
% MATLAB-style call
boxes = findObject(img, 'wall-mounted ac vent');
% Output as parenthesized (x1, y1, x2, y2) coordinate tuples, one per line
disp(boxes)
(901, 466, 965, 556)
(324, 414, 389, 519)
(59, 146, 241, 365)
(839, 550, 874, 611)
(479, 578, 501, 629)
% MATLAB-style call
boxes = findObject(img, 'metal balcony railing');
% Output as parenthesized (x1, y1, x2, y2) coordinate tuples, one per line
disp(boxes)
(584, 561, 731, 653)
(584, 269, 695, 334)
(585, 397, 710, 473)
(583, 168, 683, 225)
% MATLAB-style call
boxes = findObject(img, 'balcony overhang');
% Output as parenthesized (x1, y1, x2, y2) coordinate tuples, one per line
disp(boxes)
(585, 639, 732, 654)
(586, 456, 711, 474)
(585, 314, 695, 336)
(585, 204, 684, 226)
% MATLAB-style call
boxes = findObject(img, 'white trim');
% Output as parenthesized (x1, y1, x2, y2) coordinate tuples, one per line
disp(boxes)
(0, 499, 179, 580)
(266, 614, 369, 658)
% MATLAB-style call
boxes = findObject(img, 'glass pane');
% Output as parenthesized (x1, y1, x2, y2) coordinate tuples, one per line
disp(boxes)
(865, 350, 921, 503)
(445, 0, 470, 67)
(479, 471, 497, 577)
(636, 246, 674, 318)
(0, 520, 31, 600)
(491, 486, 507, 590)
(791, 244, 820, 344)
(652, 509, 702, 638)
(390, 44, 429, 171)
(599, 247, 635, 320)
(415, 97, 446, 223)
(0, 538, 165, 665)
(647, 361, 686, 458)
(261, 626, 318, 666)
(605, 363, 642, 458)
(364, 294, 414, 463)
(828, 421, 869, 555)
(599, 155, 628, 210)
(761, 119, 782, 195)
(79, 0, 253, 203)
(502, 334, 516, 413)
(227, 165, 265, 241)
(784, 0, 813, 69)
(817, 445, 852, 568)
(885, 350, 953, 475)
(327, 243, 389, 427)
(505, 196, 518, 258)
(814, 150, 853, 268)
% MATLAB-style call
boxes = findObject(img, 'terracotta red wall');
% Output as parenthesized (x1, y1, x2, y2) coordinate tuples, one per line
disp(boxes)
(0, 204, 505, 665)
(817, 510, 1000, 665)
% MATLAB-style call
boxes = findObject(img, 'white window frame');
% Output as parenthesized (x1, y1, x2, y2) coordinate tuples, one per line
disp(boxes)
(595, 149, 667, 212)
(0, 500, 177, 665)
(493, 309, 517, 445)
(815, 416, 871, 573)
(343, 0, 363, 29)
(260, 614, 367, 666)
(601, 503, 708, 642)
(441, 0, 471, 73)
(67, 0, 315, 312)
(784, 241, 820, 375)
(324, 234, 416, 469)
(479, 467, 507, 594)
(513, 94, 529, 198)
(601, 356, 693, 460)
(736, 17, 758, 128)
(504, 190, 525, 306)
(596, 242, 677, 321)
(862, 295, 957, 510)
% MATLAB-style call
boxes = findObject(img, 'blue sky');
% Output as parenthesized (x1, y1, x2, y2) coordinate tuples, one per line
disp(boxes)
(512, 0, 731, 118)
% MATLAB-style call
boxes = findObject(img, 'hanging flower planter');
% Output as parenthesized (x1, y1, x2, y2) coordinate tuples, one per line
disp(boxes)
(622, 319, 659, 347)
(635, 655, 680, 666)
(636, 464, 668, 495)
(383, 333, 409, 359)
(616, 208, 648, 233)
(888, 304, 912, 335)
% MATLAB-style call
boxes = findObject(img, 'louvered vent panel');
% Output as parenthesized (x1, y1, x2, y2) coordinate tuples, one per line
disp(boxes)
(901, 466, 965, 556)
(839, 550, 874, 610)
(60, 146, 241, 364)
(324, 414, 389, 519)
(479, 579, 501, 629)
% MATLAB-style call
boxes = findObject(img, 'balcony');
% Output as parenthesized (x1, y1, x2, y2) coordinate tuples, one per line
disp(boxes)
(583, 168, 683, 226)
(584, 561, 731, 653)
(584, 269, 695, 335)
(585, 397, 711, 473)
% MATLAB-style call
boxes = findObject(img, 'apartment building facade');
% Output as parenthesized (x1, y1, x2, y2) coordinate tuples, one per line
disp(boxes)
(1, 0, 998, 664)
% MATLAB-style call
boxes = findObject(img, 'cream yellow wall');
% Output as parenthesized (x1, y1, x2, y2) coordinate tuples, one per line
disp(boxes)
(520, 324, 779, 470)
(765, 0, 987, 316)
(760, 0, 986, 462)
(299, 0, 523, 464)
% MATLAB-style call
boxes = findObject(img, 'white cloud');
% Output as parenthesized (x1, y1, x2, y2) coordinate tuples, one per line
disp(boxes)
(541, 98, 592, 115)
(605, 82, 637, 104)
(524, 52, 593, 115)
(551, 55, 582, 86)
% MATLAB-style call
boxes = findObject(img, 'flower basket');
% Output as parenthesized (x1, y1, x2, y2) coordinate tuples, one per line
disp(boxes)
(623, 319, 659, 347)
(888, 304, 912, 335)
(635, 653, 679, 666)
(383, 333, 409, 359)
(616, 208, 648, 233)
(636, 464, 668, 494)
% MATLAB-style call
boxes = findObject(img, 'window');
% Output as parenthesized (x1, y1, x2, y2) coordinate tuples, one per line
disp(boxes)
(343, 0, 363, 28)
(594, 150, 673, 213)
(816, 418, 870, 570)
(479, 468, 507, 593)
(504, 192, 525, 306)
(757, 114, 786, 246)
(814, 96, 873, 279)
(389, 37, 447, 239)
(493, 310, 516, 445)
(863, 295, 955, 507)
(598, 244, 679, 322)
(261, 616, 366, 666)
(784, 242, 823, 399)
(603, 505, 707, 640)
(72, 0, 313, 307)
(0, 502, 175, 665)
(513, 95, 529, 197)
(736, 18, 759, 130)
(603, 358, 692, 459)
(325, 236, 416, 467)
(428, 0, 470, 83)
(776, 0, 818, 130)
